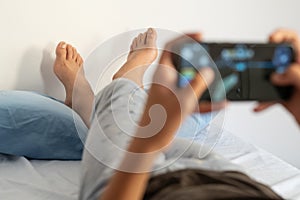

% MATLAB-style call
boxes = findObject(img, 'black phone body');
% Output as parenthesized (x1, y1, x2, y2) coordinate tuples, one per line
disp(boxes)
(173, 42, 295, 101)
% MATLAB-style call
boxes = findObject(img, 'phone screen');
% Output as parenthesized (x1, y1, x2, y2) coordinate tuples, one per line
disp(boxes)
(176, 42, 294, 101)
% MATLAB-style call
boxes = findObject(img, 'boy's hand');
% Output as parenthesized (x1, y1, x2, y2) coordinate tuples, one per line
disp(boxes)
(135, 33, 224, 151)
(254, 29, 300, 125)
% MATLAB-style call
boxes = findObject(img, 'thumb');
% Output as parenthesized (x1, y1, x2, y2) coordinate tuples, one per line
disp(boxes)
(253, 102, 276, 112)
(271, 64, 300, 89)
(271, 73, 292, 86)
(187, 67, 214, 98)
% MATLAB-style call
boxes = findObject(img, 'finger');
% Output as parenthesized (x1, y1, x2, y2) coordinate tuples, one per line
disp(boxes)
(271, 64, 300, 89)
(197, 101, 227, 113)
(269, 29, 299, 43)
(253, 102, 276, 112)
(271, 73, 293, 86)
(269, 29, 300, 62)
(166, 32, 203, 48)
(185, 33, 202, 42)
(159, 32, 203, 67)
(164, 32, 203, 50)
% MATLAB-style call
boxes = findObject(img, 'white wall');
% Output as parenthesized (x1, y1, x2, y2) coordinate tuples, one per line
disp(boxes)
(0, 0, 300, 167)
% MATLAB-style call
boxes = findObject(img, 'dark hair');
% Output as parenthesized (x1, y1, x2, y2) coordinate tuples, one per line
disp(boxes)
(143, 169, 282, 200)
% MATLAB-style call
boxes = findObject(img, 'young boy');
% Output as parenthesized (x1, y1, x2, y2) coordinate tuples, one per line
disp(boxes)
(80, 28, 300, 199)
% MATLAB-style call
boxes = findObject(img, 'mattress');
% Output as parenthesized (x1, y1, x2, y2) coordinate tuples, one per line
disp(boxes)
(0, 129, 299, 200)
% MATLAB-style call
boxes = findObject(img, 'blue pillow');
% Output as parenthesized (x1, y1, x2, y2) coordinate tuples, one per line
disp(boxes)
(0, 91, 88, 160)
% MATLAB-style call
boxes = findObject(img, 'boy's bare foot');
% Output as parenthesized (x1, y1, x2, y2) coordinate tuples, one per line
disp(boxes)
(54, 42, 84, 107)
(54, 41, 94, 127)
(113, 28, 158, 87)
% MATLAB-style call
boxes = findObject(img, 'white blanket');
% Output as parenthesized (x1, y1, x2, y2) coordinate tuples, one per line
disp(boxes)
(0, 129, 299, 200)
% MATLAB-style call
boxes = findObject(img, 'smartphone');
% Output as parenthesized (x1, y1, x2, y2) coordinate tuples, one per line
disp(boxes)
(173, 42, 295, 101)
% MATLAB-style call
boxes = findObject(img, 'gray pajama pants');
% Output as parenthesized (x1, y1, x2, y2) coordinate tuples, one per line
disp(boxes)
(79, 78, 240, 200)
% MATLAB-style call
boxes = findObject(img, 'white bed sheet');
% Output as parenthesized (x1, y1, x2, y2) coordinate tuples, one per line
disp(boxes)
(0, 156, 80, 200)
(0, 129, 299, 200)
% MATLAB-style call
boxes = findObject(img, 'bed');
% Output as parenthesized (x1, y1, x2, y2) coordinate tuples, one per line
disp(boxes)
(0, 128, 299, 200)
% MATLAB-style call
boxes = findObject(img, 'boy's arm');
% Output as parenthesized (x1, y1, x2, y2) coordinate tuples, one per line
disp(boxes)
(100, 35, 215, 200)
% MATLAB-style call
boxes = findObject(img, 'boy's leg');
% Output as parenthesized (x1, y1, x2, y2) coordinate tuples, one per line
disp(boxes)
(79, 28, 157, 200)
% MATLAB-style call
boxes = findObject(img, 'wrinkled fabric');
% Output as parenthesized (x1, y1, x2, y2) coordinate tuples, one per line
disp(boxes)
(0, 91, 88, 160)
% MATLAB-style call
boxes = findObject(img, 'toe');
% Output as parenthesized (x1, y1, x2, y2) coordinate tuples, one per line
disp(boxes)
(76, 54, 83, 66)
(67, 45, 74, 60)
(56, 41, 67, 59)
(138, 33, 143, 44)
(141, 32, 147, 44)
(72, 47, 77, 60)
(130, 44, 134, 51)
(132, 37, 138, 49)
(145, 28, 157, 47)
(79, 56, 84, 66)
(75, 54, 80, 64)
